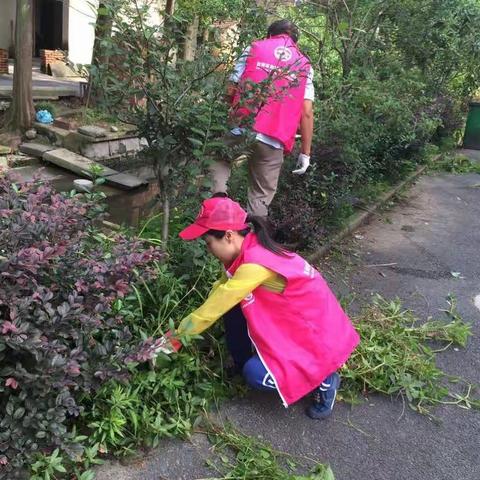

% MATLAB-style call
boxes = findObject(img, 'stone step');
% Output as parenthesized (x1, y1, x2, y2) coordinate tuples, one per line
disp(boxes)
(42, 148, 146, 190)
(43, 148, 117, 177)
(78, 125, 108, 138)
(103, 172, 145, 190)
(19, 143, 56, 157)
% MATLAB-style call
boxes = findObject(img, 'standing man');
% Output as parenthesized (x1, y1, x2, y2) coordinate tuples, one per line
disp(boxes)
(210, 19, 314, 218)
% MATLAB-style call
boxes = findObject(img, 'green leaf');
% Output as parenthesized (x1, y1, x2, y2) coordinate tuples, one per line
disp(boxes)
(13, 407, 25, 419)
(79, 471, 96, 480)
(259, 449, 270, 459)
(324, 465, 335, 480)
(190, 127, 206, 136)
(187, 137, 204, 147)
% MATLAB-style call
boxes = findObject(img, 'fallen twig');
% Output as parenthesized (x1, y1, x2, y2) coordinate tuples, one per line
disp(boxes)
(365, 262, 398, 267)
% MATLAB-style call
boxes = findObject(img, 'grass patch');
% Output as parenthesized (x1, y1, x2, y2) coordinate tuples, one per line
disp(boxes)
(341, 295, 480, 416)
(80, 107, 123, 127)
(83, 354, 228, 456)
(355, 180, 392, 204)
(429, 152, 480, 174)
(202, 422, 335, 480)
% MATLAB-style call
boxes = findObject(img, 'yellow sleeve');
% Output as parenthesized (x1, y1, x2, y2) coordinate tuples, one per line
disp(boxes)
(208, 270, 227, 298)
(177, 264, 276, 336)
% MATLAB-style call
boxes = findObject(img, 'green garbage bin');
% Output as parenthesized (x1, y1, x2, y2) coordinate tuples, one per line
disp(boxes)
(463, 101, 480, 149)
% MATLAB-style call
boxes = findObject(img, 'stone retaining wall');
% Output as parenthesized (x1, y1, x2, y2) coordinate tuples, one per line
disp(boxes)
(80, 137, 147, 163)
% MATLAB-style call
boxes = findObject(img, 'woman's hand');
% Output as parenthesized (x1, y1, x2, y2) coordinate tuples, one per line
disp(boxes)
(153, 332, 182, 355)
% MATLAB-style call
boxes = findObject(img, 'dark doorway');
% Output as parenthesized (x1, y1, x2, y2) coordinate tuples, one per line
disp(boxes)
(33, 0, 68, 56)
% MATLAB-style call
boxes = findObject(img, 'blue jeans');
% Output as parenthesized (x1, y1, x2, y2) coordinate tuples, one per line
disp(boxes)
(223, 305, 277, 391)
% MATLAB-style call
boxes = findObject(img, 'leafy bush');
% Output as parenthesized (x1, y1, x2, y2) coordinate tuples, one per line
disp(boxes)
(271, 71, 442, 246)
(0, 174, 162, 476)
(83, 352, 227, 455)
(268, 0, 480, 247)
(76, 208, 229, 456)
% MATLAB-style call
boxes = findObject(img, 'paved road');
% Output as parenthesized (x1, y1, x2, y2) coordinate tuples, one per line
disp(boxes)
(96, 163, 480, 480)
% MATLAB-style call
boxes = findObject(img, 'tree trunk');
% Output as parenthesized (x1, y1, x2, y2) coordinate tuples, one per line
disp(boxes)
(155, 161, 171, 245)
(161, 189, 170, 244)
(183, 16, 199, 61)
(165, 0, 176, 15)
(87, 2, 113, 105)
(6, 0, 34, 132)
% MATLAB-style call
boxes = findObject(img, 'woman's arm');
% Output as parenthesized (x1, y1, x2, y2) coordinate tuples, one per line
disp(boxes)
(177, 264, 276, 336)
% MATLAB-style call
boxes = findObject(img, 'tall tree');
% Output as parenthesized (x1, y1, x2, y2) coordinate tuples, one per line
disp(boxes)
(6, 0, 34, 132)
(88, 2, 114, 104)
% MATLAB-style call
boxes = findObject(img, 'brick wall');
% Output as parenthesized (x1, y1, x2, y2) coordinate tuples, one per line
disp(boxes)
(40, 49, 66, 73)
(0, 49, 8, 74)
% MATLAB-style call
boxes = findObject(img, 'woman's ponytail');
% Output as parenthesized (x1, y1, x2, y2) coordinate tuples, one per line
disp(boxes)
(204, 198, 291, 257)
(246, 215, 290, 257)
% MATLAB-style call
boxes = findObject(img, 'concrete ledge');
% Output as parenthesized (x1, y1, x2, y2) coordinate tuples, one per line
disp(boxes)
(42, 147, 146, 190)
(75, 130, 139, 144)
(34, 122, 72, 141)
(308, 163, 430, 264)
(19, 143, 56, 157)
(104, 172, 146, 190)
(43, 148, 117, 177)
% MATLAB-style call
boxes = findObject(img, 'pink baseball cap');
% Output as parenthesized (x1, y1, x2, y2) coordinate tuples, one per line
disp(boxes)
(179, 197, 249, 240)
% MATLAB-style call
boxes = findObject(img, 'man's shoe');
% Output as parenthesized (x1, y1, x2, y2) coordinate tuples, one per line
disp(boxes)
(306, 372, 341, 420)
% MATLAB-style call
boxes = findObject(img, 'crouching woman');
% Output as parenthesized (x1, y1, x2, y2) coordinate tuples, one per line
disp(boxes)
(158, 196, 359, 419)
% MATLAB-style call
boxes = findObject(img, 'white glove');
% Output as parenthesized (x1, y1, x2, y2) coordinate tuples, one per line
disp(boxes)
(152, 334, 182, 355)
(149, 334, 182, 369)
(292, 153, 311, 175)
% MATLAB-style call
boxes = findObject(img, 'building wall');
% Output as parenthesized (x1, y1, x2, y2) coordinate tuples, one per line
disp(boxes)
(68, 0, 99, 65)
(0, 0, 16, 52)
(144, 0, 163, 27)
(0, 0, 164, 65)
(68, 0, 162, 66)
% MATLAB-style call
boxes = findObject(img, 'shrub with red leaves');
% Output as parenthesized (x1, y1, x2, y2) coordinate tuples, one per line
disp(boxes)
(0, 174, 163, 475)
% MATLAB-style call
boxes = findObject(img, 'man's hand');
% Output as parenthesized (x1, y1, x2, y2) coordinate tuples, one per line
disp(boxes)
(292, 153, 311, 175)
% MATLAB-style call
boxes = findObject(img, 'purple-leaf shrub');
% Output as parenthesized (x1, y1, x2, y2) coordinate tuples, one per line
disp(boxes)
(0, 174, 163, 475)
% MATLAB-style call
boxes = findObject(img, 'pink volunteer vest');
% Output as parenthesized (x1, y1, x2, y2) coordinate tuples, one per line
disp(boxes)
(227, 233, 360, 406)
(233, 35, 310, 152)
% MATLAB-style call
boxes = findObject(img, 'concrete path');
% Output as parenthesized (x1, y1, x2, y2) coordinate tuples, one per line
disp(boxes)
(95, 160, 480, 480)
